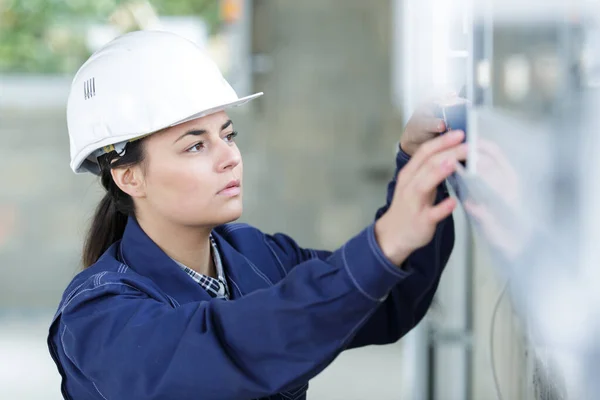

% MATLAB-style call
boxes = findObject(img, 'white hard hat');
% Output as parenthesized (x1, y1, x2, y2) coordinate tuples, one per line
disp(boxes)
(67, 29, 263, 174)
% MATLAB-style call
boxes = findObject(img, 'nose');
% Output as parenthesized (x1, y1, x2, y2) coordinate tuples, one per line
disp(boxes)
(215, 139, 241, 172)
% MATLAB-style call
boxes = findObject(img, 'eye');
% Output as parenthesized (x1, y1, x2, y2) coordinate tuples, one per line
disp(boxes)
(224, 131, 238, 143)
(186, 141, 205, 153)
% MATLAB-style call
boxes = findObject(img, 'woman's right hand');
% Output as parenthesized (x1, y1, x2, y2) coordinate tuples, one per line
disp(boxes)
(375, 130, 467, 266)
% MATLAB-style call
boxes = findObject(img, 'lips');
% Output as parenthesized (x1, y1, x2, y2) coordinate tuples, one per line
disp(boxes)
(218, 179, 241, 194)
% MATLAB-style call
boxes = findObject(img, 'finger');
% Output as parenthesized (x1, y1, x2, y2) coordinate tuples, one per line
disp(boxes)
(428, 197, 457, 223)
(410, 107, 446, 132)
(417, 117, 446, 134)
(400, 130, 465, 179)
(409, 143, 468, 195)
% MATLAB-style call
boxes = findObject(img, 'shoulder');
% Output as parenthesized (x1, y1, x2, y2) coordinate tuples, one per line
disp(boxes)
(55, 247, 162, 318)
(214, 222, 315, 277)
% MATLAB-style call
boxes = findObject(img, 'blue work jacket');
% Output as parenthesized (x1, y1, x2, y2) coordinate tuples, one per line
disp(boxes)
(48, 149, 454, 400)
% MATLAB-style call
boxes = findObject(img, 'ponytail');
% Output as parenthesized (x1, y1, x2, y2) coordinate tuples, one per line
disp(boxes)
(82, 193, 128, 268)
(81, 138, 146, 268)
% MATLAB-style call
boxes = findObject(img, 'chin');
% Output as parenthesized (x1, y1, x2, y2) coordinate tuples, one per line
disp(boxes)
(215, 200, 243, 225)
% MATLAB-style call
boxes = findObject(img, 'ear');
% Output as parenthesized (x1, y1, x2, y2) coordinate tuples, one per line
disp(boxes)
(110, 165, 146, 199)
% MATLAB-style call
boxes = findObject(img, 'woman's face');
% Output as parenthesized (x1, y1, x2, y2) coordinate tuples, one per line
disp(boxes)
(135, 111, 243, 228)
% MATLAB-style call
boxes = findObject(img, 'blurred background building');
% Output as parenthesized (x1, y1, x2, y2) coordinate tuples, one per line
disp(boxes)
(2, 0, 600, 399)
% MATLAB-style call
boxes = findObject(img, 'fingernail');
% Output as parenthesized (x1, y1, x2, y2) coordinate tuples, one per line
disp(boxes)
(450, 130, 464, 138)
(438, 122, 446, 131)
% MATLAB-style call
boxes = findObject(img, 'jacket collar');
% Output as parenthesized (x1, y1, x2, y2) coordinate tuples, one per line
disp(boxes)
(119, 216, 272, 304)
(120, 216, 211, 305)
(210, 232, 274, 298)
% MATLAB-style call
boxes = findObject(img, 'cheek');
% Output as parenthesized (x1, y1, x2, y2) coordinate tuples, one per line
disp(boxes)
(145, 157, 215, 211)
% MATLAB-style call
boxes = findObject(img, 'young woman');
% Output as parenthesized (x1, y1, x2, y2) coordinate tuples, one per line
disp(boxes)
(48, 30, 466, 400)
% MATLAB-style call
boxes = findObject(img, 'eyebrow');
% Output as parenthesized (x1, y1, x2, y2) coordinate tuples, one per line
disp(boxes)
(174, 119, 233, 143)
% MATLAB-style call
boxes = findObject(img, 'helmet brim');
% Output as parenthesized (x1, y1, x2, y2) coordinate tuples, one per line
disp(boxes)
(169, 92, 264, 127)
(72, 92, 264, 175)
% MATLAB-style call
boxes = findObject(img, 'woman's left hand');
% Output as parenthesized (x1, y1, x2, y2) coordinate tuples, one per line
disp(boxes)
(400, 95, 459, 156)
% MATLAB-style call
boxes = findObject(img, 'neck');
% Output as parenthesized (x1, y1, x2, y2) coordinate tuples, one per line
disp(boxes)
(136, 214, 215, 277)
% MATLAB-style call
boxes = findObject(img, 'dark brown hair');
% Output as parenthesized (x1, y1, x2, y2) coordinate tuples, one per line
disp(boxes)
(82, 139, 146, 268)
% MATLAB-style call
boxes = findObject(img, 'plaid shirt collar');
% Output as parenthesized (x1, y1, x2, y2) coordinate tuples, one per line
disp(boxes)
(172, 235, 230, 300)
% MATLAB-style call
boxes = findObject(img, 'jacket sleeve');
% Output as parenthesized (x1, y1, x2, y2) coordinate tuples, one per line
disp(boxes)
(263, 146, 455, 348)
(59, 225, 413, 400)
